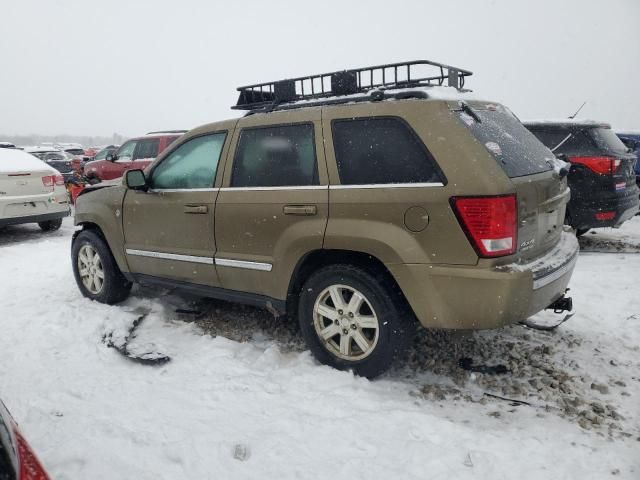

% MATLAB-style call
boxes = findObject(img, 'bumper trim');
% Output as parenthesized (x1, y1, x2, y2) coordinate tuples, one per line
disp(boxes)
(0, 210, 70, 227)
(533, 254, 577, 290)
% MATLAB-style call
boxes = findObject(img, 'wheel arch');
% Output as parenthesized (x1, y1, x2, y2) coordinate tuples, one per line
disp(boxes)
(73, 221, 130, 274)
(286, 249, 413, 318)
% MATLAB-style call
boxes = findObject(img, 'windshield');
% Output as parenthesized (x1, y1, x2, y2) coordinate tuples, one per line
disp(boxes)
(457, 104, 554, 177)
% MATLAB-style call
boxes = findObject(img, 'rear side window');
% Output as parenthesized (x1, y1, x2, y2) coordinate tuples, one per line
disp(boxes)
(231, 124, 317, 187)
(133, 139, 159, 160)
(459, 106, 554, 178)
(331, 117, 442, 185)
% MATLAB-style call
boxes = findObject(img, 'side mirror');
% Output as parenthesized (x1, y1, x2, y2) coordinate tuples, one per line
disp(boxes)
(125, 169, 148, 190)
(106, 152, 118, 162)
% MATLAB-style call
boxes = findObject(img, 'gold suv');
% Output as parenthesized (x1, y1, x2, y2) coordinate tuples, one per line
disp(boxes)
(72, 61, 578, 377)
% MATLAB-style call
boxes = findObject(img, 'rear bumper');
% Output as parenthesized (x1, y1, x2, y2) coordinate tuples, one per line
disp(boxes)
(0, 209, 69, 227)
(569, 185, 640, 229)
(387, 232, 579, 330)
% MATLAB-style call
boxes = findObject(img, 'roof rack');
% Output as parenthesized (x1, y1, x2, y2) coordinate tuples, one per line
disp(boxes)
(233, 60, 472, 112)
(146, 130, 188, 135)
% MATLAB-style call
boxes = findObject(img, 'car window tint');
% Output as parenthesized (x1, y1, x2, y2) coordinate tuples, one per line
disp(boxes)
(133, 139, 159, 160)
(459, 107, 553, 178)
(116, 141, 137, 162)
(590, 128, 628, 155)
(331, 117, 443, 185)
(151, 133, 226, 189)
(231, 124, 317, 187)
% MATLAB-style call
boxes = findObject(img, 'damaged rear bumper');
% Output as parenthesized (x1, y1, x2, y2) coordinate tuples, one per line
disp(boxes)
(387, 232, 579, 330)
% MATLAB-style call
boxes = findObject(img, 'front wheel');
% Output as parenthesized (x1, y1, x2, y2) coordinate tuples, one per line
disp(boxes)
(298, 264, 413, 378)
(72, 230, 132, 304)
(38, 218, 62, 231)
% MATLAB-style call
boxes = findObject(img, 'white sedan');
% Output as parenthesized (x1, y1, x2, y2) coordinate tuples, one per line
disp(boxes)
(0, 147, 70, 231)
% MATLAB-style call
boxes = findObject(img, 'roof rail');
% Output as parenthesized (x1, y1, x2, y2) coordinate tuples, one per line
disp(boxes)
(146, 130, 188, 135)
(233, 60, 472, 112)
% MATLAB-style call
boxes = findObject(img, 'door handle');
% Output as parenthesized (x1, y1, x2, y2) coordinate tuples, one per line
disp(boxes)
(184, 204, 208, 214)
(283, 205, 317, 216)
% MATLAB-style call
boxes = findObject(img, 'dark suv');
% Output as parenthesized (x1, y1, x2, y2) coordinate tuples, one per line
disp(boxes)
(524, 120, 639, 235)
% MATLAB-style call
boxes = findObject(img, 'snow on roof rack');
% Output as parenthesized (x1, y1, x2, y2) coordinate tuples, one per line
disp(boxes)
(232, 60, 472, 112)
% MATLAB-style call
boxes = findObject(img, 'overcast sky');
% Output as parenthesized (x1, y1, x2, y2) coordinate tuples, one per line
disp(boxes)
(1, 0, 638, 137)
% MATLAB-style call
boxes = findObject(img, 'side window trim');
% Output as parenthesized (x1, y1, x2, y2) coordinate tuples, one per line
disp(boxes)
(230, 122, 319, 188)
(148, 131, 228, 191)
(329, 115, 447, 187)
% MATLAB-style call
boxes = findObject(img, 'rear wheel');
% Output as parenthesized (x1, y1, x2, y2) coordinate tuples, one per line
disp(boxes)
(298, 264, 413, 378)
(72, 230, 132, 304)
(575, 228, 590, 237)
(38, 218, 62, 231)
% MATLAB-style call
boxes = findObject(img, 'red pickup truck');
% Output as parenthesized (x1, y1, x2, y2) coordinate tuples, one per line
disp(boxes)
(83, 131, 185, 181)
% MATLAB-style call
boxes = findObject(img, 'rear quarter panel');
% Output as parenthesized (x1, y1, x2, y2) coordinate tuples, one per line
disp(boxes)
(321, 100, 513, 266)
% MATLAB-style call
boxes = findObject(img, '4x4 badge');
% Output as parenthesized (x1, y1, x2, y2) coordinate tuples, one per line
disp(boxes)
(520, 238, 535, 251)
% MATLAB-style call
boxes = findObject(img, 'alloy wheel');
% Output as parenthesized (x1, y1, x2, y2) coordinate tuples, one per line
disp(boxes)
(78, 244, 105, 294)
(313, 284, 380, 361)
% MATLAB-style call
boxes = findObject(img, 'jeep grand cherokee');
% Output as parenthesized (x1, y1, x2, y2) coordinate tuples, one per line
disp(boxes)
(71, 61, 578, 377)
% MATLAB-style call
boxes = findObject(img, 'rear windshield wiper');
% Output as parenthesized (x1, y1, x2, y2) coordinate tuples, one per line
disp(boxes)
(459, 101, 481, 123)
(551, 132, 573, 153)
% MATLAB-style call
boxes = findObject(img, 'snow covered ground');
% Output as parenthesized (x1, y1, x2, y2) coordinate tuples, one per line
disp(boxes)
(0, 217, 638, 479)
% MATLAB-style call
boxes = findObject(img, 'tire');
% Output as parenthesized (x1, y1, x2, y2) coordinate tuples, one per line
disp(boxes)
(72, 229, 132, 304)
(38, 218, 62, 231)
(298, 264, 413, 378)
(575, 228, 590, 237)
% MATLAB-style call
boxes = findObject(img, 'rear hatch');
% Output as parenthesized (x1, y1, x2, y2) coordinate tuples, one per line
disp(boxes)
(456, 103, 569, 262)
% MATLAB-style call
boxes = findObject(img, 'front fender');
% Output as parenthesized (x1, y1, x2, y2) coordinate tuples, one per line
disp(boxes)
(74, 185, 129, 273)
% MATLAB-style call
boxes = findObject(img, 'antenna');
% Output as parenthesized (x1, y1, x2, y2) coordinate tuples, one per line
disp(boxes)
(568, 101, 586, 119)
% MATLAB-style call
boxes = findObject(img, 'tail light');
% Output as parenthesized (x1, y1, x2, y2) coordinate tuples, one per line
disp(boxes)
(451, 194, 517, 258)
(569, 156, 620, 175)
(41, 176, 54, 187)
(14, 428, 51, 480)
(41, 175, 64, 187)
(595, 211, 615, 221)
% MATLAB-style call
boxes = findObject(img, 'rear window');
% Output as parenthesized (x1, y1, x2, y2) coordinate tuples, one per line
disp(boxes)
(458, 105, 554, 178)
(529, 127, 627, 156)
(331, 117, 443, 185)
(65, 148, 85, 156)
(590, 128, 628, 155)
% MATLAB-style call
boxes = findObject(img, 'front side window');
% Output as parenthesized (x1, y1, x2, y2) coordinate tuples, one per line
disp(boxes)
(94, 148, 111, 161)
(331, 117, 443, 185)
(231, 124, 317, 187)
(151, 133, 226, 189)
(116, 141, 137, 162)
(133, 139, 159, 160)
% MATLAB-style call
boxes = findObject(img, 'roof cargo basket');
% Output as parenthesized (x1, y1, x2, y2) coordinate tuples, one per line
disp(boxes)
(233, 60, 472, 111)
